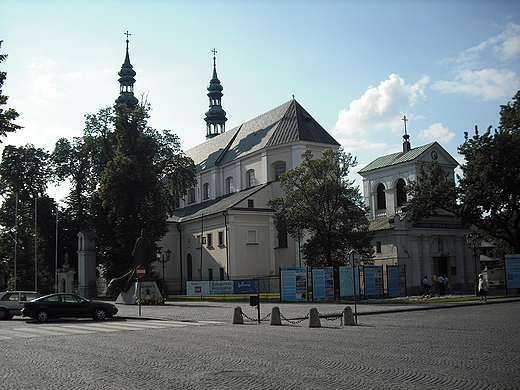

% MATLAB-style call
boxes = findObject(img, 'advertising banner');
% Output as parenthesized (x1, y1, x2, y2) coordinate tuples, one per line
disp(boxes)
(312, 267, 334, 299)
(339, 266, 360, 297)
(387, 265, 406, 295)
(364, 266, 384, 296)
(280, 268, 308, 301)
(505, 254, 520, 289)
(233, 280, 259, 294)
(186, 281, 210, 296)
(210, 281, 234, 295)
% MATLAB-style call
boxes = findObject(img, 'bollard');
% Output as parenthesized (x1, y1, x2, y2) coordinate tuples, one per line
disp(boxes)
(270, 306, 282, 326)
(342, 306, 356, 325)
(308, 307, 321, 328)
(233, 306, 244, 324)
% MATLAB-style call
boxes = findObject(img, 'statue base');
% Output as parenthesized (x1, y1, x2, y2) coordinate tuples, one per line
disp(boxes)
(116, 281, 162, 305)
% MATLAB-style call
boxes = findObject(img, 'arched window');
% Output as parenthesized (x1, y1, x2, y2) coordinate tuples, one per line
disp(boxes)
(274, 163, 286, 181)
(226, 177, 234, 194)
(396, 178, 407, 207)
(203, 183, 210, 200)
(247, 169, 255, 188)
(376, 183, 386, 210)
(188, 188, 195, 204)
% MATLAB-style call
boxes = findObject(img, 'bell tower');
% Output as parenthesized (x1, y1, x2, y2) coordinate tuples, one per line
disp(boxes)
(204, 48, 227, 139)
(115, 31, 138, 109)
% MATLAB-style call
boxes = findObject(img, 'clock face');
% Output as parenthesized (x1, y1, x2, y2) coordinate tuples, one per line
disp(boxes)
(431, 150, 438, 160)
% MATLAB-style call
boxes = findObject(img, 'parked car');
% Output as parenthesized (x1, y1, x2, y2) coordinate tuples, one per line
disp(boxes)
(0, 291, 42, 320)
(21, 293, 118, 322)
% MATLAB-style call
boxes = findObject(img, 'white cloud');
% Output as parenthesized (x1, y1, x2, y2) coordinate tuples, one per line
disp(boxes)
(332, 74, 429, 137)
(434, 23, 520, 101)
(418, 123, 455, 144)
(432, 68, 519, 101)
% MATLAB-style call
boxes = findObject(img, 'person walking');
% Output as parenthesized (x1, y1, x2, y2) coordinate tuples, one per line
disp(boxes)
(478, 274, 489, 301)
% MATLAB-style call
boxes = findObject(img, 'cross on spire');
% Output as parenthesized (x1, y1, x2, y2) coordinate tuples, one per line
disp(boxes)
(124, 31, 131, 50)
(212, 48, 217, 66)
(402, 115, 408, 135)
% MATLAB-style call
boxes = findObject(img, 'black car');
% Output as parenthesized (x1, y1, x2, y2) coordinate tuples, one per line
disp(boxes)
(21, 293, 118, 322)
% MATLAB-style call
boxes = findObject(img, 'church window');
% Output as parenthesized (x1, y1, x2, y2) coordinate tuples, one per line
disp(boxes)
(188, 189, 195, 204)
(248, 199, 254, 208)
(376, 241, 382, 253)
(207, 233, 213, 247)
(226, 177, 234, 194)
(376, 183, 386, 210)
(203, 183, 210, 200)
(208, 268, 213, 281)
(396, 179, 407, 207)
(275, 163, 286, 181)
(247, 169, 255, 188)
(218, 231, 225, 246)
(220, 267, 225, 280)
(247, 230, 258, 244)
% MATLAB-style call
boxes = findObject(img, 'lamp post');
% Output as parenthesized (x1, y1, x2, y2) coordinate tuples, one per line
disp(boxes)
(156, 248, 171, 296)
(465, 230, 482, 297)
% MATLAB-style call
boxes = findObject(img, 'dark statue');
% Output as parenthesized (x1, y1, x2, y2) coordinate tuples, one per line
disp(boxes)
(108, 228, 156, 292)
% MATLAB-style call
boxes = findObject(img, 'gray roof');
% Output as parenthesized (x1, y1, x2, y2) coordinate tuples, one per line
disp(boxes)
(358, 142, 439, 174)
(170, 183, 272, 222)
(186, 99, 340, 172)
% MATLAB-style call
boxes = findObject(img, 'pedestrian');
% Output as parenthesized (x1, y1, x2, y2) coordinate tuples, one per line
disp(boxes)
(443, 275, 449, 293)
(422, 275, 431, 295)
(478, 274, 489, 301)
(438, 275, 445, 295)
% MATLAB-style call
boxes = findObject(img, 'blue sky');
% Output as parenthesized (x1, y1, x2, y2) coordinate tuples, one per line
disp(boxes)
(1, 0, 519, 200)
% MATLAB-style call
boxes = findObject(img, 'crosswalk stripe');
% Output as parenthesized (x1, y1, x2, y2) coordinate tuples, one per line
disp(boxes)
(0, 319, 223, 340)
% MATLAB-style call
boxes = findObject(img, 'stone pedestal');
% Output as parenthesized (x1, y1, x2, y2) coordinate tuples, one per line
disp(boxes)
(116, 281, 162, 305)
(77, 230, 97, 298)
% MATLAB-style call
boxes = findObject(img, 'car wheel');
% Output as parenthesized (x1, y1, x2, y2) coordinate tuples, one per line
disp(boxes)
(36, 309, 49, 322)
(0, 308, 13, 320)
(93, 308, 107, 321)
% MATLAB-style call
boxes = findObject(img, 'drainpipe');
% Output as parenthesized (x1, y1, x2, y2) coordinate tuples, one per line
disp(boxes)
(223, 211, 230, 280)
(177, 222, 183, 294)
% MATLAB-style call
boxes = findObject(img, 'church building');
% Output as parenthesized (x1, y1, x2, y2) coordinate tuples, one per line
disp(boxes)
(156, 51, 340, 293)
(358, 125, 475, 295)
(115, 37, 477, 296)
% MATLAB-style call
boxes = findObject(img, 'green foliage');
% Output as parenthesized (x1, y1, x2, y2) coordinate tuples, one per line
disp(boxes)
(0, 145, 57, 292)
(268, 149, 373, 267)
(406, 161, 457, 222)
(457, 91, 520, 253)
(407, 91, 520, 254)
(0, 41, 22, 141)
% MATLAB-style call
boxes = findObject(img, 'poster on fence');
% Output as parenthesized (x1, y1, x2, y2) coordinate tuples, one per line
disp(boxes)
(312, 267, 334, 299)
(505, 254, 520, 289)
(233, 280, 259, 294)
(186, 281, 210, 295)
(364, 266, 384, 296)
(339, 266, 360, 297)
(210, 281, 234, 295)
(387, 265, 406, 295)
(280, 268, 308, 301)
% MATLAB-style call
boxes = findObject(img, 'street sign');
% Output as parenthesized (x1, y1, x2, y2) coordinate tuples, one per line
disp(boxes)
(136, 265, 146, 278)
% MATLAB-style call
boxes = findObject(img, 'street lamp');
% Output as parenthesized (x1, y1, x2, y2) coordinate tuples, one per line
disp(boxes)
(465, 230, 482, 297)
(156, 248, 171, 296)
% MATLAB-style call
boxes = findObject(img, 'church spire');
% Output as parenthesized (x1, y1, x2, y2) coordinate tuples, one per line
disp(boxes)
(115, 31, 138, 109)
(402, 115, 411, 152)
(204, 48, 227, 139)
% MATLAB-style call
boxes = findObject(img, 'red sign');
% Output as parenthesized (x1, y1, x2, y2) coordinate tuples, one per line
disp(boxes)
(136, 265, 146, 278)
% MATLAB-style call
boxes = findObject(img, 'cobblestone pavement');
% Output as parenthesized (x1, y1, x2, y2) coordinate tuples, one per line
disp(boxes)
(1, 298, 519, 389)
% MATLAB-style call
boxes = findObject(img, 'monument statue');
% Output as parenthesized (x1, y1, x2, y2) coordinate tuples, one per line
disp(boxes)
(108, 228, 155, 292)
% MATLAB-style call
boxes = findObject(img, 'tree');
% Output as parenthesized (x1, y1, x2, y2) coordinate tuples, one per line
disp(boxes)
(407, 91, 520, 254)
(268, 149, 373, 268)
(95, 102, 196, 282)
(0, 41, 22, 141)
(0, 145, 57, 292)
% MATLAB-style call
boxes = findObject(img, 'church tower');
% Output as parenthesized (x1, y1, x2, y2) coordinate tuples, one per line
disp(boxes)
(115, 31, 138, 109)
(204, 49, 227, 139)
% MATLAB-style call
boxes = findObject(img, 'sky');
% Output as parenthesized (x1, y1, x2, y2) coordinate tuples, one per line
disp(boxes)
(1, 0, 519, 202)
